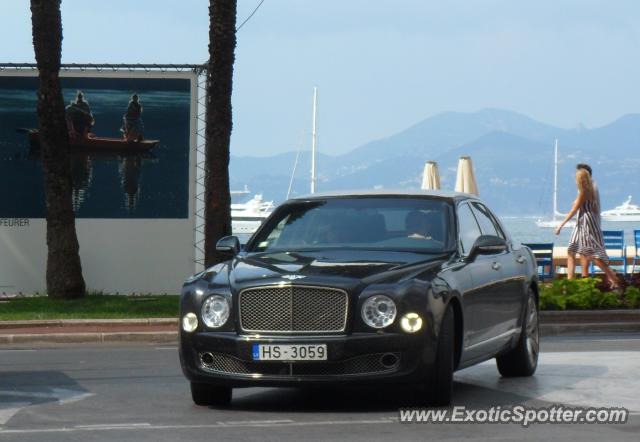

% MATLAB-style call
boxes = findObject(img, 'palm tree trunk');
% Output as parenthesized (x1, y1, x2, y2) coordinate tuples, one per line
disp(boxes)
(204, 0, 237, 267)
(30, 0, 86, 298)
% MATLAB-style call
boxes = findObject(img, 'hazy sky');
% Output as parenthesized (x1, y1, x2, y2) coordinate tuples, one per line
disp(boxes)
(2, 0, 640, 156)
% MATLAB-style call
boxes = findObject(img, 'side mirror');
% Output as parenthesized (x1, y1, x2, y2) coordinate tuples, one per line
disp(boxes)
(216, 236, 241, 256)
(468, 235, 507, 260)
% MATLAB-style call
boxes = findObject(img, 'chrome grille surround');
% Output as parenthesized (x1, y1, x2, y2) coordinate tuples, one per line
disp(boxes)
(238, 285, 348, 334)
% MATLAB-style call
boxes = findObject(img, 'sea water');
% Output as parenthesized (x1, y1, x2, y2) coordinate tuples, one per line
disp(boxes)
(501, 216, 640, 248)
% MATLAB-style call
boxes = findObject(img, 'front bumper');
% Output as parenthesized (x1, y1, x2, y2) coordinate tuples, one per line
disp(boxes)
(179, 330, 437, 388)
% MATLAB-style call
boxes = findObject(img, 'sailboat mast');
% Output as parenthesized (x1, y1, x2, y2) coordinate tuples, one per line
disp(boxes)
(286, 141, 302, 200)
(310, 86, 318, 194)
(553, 139, 558, 219)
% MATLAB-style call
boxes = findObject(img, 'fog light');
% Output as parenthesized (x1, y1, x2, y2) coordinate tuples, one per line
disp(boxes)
(182, 312, 198, 332)
(400, 313, 423, 333)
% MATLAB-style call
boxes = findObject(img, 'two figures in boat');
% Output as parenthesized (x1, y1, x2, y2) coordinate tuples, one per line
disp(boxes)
(65, 91, 145, 142)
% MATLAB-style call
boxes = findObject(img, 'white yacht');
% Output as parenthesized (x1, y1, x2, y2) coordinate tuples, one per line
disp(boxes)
(601, 196, 640, 222)
(536, 139, 575, 229)
(231, 193, 274, 235)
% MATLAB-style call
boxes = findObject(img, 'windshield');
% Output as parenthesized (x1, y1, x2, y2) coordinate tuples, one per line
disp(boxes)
(247, 197, 456, 253)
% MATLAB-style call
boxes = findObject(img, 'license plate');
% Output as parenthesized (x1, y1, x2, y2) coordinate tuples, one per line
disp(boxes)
(252, 344, 327, 361)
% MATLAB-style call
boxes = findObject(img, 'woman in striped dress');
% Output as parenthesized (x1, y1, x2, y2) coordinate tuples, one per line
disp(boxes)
(555, 169, 620, 288)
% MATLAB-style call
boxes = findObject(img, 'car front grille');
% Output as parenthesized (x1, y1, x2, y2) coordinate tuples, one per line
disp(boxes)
(238, 285, 348, 333)
(199, 352, 401, 377)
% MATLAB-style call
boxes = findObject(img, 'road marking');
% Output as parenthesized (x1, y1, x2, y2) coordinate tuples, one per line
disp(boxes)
(0, 403, 30, 425)
(0, 417, 397, 434)
(218, 419, 294, 425)
(0, 389, 94, 404)
(154, 347, 177, 351)
(0, 388, 94, 426)
(0, 391, 57, 399)
(0, 413, 637, 434)
(58, 392, 94, 405)
(76, 423, 151, 429)
(0, 349, 36, 353)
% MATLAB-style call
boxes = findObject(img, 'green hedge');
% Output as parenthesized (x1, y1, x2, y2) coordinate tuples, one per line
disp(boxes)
(0, 294, 179, 320)
(539, 278, 640, 310)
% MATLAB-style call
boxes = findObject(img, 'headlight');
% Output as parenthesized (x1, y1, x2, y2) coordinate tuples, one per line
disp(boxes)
(201, 295, 230, 328)
(361, 295, 397, 329)
(182, 312, 198, 332)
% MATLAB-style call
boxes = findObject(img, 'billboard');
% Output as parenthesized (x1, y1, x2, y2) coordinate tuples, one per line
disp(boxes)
(0, 69, 197, 294)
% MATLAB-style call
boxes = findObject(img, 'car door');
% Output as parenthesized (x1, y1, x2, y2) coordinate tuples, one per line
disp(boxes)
(468, 202, 523, 342)
(456, 202, 506, 355)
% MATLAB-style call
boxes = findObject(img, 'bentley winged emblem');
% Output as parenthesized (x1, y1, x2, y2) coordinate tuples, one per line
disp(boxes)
(282, 274, 306, 281)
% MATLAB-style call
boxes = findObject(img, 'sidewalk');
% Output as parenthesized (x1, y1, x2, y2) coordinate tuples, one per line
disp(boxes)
(0, 312, 638, 346)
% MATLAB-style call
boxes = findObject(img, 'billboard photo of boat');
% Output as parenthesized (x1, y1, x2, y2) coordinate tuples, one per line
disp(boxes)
(0, 74, 192, 219)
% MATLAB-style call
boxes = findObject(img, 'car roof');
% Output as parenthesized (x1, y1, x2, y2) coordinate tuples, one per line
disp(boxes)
(289, 189, 479, 202)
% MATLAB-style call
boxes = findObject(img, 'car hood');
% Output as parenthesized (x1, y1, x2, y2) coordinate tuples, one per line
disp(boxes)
(225, 249, 449, 287)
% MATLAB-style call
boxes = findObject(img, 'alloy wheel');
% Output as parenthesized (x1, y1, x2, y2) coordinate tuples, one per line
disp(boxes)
(525, 297, 539, 364)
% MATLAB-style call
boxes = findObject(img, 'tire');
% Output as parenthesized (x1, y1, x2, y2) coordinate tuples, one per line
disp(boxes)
(496, 288, 539, 377)
(190, 382, 232, 407)
(424, 305, 455, 406)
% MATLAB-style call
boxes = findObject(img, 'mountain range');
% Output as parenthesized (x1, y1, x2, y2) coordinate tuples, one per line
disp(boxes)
(229, 109, 640, 215)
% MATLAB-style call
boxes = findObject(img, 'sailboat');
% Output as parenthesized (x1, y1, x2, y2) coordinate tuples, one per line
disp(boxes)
(310, 86, 318, 194)
(231, 87, 319, 237)
(536, 139, 575, 229)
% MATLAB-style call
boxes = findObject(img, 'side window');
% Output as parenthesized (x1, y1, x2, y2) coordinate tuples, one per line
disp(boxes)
(471, 203, 505, 239)
(457, 204, 482, 255)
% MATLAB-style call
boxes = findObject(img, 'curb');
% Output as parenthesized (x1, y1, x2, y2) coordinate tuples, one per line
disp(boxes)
(540, 322, 640, 336)
(0, 331, 178, 345)
(539, 310, 640, 335)
(539, 310, 640, 323)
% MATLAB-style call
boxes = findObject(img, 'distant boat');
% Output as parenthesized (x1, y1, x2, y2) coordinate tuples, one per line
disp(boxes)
(21, 128, 159, 153)
(601, 196, 640, 222)
(231, 193, 274, 235)
(536, 139, 575, 229)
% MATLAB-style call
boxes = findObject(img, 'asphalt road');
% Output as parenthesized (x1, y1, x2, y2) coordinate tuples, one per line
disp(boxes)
(1, 334, 639, 441)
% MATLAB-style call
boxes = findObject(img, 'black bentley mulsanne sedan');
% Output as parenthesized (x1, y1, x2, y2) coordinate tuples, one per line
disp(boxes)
(179, 191, 539, 407)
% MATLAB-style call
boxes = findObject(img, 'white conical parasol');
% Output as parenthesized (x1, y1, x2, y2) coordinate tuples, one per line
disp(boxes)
(421, 161, 441, 190)
(454, 156, 479, 196)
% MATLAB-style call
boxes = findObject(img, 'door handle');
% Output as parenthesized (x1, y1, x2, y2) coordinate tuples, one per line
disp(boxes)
(491, 262, 501, 271)
(516, 256, 526, 264)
